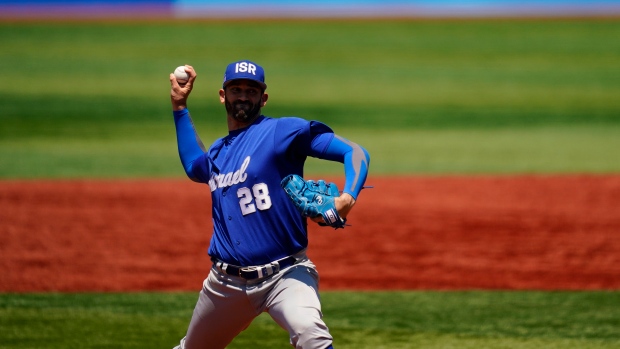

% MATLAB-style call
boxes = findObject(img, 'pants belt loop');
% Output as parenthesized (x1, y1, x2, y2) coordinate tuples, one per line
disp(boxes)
(272, 261, 281, 274)
(220, 261, 228, 272)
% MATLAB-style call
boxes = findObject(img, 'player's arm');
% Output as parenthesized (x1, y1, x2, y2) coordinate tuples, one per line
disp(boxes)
(311, 133, 370, 219)
(172, 109, 206, 182)
(169, 65, 207, 182)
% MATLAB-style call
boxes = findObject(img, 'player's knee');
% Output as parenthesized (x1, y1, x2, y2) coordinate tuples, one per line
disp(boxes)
(289, 319, 332, 349)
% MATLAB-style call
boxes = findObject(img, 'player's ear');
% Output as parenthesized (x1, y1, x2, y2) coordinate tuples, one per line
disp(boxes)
(219, 89, 225, 104)
(260, 92, 268, 107)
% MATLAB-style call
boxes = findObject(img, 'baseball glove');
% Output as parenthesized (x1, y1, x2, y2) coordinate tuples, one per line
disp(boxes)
(280, 174, 347, 229)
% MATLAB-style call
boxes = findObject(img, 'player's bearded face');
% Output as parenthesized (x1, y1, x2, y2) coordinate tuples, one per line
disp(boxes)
(225, 97, 261, 123)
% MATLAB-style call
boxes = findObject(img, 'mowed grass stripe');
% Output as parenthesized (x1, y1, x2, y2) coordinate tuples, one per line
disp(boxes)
(2, 125, 619, 177)
(1, 291, 618, 349)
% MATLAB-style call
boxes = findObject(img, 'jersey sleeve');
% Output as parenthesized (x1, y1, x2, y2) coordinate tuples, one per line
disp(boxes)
(173, 108, 211, 183)
(274, 117, 334, 159)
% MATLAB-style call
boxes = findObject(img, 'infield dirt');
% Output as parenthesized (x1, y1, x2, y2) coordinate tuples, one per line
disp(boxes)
(1, 175, 619, 292)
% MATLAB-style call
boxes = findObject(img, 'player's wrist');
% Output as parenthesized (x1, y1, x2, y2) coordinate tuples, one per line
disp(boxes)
(339, 193, 355, 205)
(172, 108, 189, 119)
(171, 99, 187, 111)
(336, 193, 355, 218)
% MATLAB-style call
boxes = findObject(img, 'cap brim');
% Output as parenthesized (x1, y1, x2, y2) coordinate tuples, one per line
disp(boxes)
(223, 78, 267, 90)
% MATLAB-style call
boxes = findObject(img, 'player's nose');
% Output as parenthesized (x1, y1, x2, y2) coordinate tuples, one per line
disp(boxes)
(235, 91, 249, 101)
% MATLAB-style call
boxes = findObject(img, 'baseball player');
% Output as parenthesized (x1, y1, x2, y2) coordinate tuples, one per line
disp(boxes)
(169, 60, 370, 349)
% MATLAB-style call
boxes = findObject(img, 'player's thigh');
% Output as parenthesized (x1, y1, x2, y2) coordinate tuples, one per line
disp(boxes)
(184, 271, 257, 349)
(266, 264, 325, 331)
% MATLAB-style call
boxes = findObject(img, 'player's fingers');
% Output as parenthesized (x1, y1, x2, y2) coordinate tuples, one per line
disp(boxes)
(170, 73, 190, 107)
(184, 65, 197, 84)
(170, 73, 181, 89)
(170, 74, 181, 95)
(184, 64, 195, 74)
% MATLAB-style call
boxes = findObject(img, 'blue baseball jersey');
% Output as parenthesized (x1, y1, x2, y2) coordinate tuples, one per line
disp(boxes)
(174, 109, 337, 266)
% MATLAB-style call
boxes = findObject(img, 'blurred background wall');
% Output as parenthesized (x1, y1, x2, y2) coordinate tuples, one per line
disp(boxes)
(1, 0, 619, 19)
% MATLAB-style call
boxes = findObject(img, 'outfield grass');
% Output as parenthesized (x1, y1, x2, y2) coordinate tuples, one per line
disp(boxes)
(2, 124, 619, 177)
(1, 19, 619, 177)
(1, 291, 618, 349)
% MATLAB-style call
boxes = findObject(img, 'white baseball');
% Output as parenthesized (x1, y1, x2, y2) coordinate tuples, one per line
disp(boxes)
(174, 66, 189, 84)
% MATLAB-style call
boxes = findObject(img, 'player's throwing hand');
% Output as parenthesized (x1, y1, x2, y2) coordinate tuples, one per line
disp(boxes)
(170, 64, 196, 111)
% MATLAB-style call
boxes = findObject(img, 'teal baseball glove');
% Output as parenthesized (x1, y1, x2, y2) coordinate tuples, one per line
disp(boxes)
(280, 174, 347, 229)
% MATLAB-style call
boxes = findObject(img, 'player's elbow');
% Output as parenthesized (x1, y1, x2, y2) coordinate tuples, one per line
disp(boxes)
(352, 143, 370, 172)
(181, 161, 199, 182)
(361, 146, 370, 167)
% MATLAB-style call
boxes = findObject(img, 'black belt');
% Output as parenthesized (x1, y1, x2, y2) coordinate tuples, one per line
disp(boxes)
(212, 256, 298, 280)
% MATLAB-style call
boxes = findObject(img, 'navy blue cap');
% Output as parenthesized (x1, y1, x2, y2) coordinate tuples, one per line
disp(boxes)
(222, 60, 267, 90)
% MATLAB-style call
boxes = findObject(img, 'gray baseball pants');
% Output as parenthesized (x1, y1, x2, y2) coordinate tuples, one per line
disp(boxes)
(173, 250, 333, 349)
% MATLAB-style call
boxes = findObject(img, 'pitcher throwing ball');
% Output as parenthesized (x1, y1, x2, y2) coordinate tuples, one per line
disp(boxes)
(169, 60, 370, 349)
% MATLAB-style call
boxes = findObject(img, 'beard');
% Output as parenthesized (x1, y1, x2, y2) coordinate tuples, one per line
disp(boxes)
(225, 97, 262, 123)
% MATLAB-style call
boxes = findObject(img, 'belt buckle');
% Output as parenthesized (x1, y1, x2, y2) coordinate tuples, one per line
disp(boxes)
(239, 266, 258, 278)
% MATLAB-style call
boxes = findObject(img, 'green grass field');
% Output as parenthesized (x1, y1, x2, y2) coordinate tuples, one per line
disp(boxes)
(1, 291, 619, 349)
(1, 19, 619, 177)
(1, 19, 620, 349)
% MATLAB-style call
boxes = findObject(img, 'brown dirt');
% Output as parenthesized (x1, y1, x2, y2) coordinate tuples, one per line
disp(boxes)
(1, 175, 619, 292)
